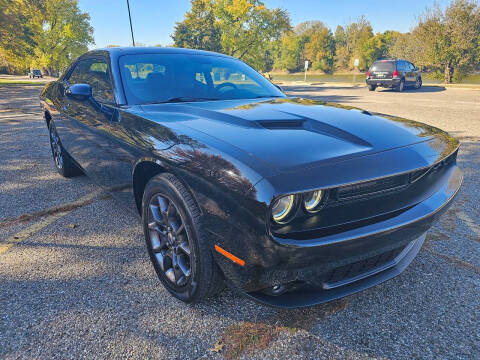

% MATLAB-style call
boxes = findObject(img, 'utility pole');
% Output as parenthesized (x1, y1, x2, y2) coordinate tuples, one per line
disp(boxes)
(126, 0, 135, 47)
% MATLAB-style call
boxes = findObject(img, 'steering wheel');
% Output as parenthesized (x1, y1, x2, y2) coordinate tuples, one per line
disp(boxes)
(215, 82, 238, 92)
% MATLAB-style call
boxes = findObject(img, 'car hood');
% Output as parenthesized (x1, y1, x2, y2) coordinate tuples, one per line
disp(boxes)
(138, 97, 458, 177)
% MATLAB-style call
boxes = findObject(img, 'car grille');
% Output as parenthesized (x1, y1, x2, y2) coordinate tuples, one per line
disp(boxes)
(336, 174, 409, 201)
(329, 151, 456, 204)
(324, 246, 406, 286)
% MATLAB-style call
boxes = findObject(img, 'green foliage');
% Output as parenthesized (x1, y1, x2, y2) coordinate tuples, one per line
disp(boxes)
(0, 0, 93, 75)
(213, 0, 290, 70)
(2, 0, 479, 82)
(303, 23, 336, 73)
(31, 0, 94, 75)
(0, 0, 37, 73)
(273, 32, 304, 72)
(172, 0, 222, 52)
(273, 21, 336, 73)
(391, 0, 480, 83)
(173, 0, 290, 71)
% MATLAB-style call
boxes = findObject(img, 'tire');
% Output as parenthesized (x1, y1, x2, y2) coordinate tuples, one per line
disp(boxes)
(142, 173, 224, 303)
(415, 77, 422, 89)
(48, 121, 83, 178)
(368, 84, 376, 91)
(396, 79, 405, 92)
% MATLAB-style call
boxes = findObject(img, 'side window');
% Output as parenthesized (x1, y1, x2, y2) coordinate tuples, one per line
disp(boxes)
(68, 58, 114, 103)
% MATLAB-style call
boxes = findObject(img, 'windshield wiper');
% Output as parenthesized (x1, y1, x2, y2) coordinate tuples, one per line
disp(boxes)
(144, 97, 220, 104)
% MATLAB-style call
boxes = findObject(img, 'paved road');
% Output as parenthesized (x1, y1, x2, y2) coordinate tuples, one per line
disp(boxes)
(0, 74, 57, 83)
(1, 84, 479, 360)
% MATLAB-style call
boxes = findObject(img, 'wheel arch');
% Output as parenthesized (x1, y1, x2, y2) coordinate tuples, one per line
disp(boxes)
(132, 158, 200, 216)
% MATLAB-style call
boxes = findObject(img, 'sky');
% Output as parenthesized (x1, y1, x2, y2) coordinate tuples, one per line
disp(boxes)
(78, 0, 450, 49)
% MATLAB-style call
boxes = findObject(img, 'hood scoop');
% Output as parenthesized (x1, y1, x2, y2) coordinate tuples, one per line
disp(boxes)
(258, 120, 305, 130)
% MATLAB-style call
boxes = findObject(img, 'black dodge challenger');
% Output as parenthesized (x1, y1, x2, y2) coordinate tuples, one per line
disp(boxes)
(40, 47, 462, 308)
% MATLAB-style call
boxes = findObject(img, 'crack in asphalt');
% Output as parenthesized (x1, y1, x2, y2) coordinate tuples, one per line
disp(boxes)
(424, 246, 480, 275)
(0, 190, 110, 231)
(0, 190, 109, 256)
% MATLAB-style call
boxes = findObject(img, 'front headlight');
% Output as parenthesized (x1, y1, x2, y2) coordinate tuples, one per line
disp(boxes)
(303, 190, 324, 213)
(271, 195, 295, 223)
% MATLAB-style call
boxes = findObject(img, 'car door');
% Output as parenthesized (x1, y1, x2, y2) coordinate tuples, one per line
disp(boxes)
(64, 55, 144, 214)
(397, 61, 405, 82)
(62, 56, 115, 171)
(408, 62, 417, 84)
(405, 61, 415, 85)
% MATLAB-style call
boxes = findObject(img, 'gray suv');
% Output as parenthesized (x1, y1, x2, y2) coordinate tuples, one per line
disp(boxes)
(29, 69, 43, 79)
(366, 59, 422, 92)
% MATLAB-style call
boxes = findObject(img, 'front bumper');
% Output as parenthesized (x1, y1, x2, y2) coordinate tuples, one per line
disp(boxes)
(367, 78, 400, 88)
(213, 165, 462, 308)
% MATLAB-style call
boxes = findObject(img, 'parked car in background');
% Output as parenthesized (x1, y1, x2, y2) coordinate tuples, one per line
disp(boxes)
(366, 59, 422, 92)
(39, 47, 461, 308)
(29, 69, 43, 78)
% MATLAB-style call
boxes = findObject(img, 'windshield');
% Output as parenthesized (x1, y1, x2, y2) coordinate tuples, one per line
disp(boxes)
(119, 53, 285, 105)
(370, 61, 395, 72)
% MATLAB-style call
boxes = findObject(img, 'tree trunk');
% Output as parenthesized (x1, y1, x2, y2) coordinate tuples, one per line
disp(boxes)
(444, 63, 452, 84)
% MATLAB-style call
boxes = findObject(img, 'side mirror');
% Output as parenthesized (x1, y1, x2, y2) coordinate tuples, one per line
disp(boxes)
(66, 83, 92, 101)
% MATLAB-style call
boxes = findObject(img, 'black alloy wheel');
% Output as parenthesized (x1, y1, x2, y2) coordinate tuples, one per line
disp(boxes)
(415, 77, 422, 89)
(147, 193, 192, 287)
(49, 123, 64, 170)
(48, 121, 82, 177)
(142, 173, 224, 303)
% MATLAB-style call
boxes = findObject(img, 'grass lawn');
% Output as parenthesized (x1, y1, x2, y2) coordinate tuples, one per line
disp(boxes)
(0, 79, 49, 85)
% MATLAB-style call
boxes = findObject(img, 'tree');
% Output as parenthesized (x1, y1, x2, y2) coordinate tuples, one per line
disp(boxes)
(273, 32, 304, 71)
(358, 31, 402, 69)
(295, 20, 325, 36)
(330, 17, 377, 71)
(346, 17, 374, 70)
(391, 0, 480, 83)
(334, 25, 348, 70)
(274, 21, 336, 73)
(214, 0, 290, 71)
(0, 0, 93, 75)
(417, 0, 480, 83)
(172, 0, 222, 52)
(29, 0, 94, 76)
(303, 24, 335, 73)
(172, 0, 290, 71)
(0, 0, 37, 73)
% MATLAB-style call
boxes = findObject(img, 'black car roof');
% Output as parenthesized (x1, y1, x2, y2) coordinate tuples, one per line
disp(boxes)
(373, 59, 412, 63)
(87, 47, 234, 60)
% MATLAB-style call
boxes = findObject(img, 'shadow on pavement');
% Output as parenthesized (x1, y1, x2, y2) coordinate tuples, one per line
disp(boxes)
(377, 85, 446, 93)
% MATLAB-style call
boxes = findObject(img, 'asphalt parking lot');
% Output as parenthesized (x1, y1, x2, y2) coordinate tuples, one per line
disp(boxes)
(1, 83, 479, 359)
